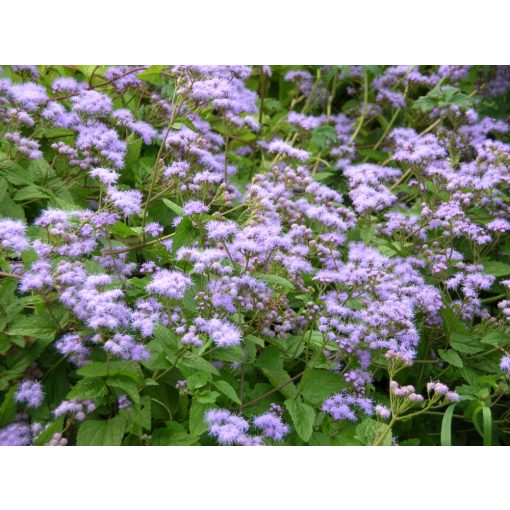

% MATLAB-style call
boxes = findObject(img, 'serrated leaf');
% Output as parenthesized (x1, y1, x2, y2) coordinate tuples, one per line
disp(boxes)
(300, 369, 346, 405)
(253, 272, 295, 291)
(284, 399, 314, 442)
(8, 314, 57, 341)
(355, 418, 391, 446)
(77, 416, 126, 446)
(152, 422, 199, 446)
(189, 399, 210, 436)
(482, 260, 510, 277)
(162, 198, 184, 216)
(195, 390, 220, 404)
(13, 185, 51, 202)
(481, 331, 510, 345)
(438, 349, 463, 368)
(450, 333, 485, 354)
(178, 355, 220, 376)
(109, 375, 140, 405)
(137, 65, 166, 85)
(66, 377, 107, 400)
(214, 380, 241, 404)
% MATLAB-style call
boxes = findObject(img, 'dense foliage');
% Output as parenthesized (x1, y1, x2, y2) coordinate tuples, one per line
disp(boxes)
(1, 65, 510, 446)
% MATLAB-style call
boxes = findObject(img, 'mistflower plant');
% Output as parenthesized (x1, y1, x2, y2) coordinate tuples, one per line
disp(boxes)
(1, 65, 510, 446)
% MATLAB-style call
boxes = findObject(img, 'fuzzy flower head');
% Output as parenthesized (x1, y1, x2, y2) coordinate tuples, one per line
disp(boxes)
(146, 270, 192, 300)
(15, 380, 44, 408)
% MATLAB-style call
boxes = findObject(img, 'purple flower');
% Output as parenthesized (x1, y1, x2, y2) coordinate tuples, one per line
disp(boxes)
(206, 220, 238, 241)
(183, 200, 209, 216)
(266, 138, 310, 161)
(0, 422, 32, 446)
(107, 187, 142, 216)
(500, 356, 510, 376)
(104, 333, 150, 361)
(147, 270, 192, 300)
(10, 82, 48, 111)
(252, 412, 289, 441)
(15, 380, 44, 408)
(89, 167, 120, 185)
(55, 333, 90, 366)
(198, 317, 242, 348)
(322, 392, 373, 421)
(0, 219, 29, 255)
(71, 90, 112, 116)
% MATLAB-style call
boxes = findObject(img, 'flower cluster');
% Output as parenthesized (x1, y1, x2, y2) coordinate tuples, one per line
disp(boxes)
(1, 65, 510, 446)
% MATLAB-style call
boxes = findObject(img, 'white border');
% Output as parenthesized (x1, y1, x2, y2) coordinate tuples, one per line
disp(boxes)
(0, 446, 506, 508)
(3, 1, 510, 63)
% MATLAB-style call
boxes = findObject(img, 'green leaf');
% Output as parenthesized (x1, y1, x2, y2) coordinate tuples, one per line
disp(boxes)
(450, 333, 485, 355)
(0, 386, 17, 427)
(284, 399, 315, 442)
(195, 390, 220, 404)
(482, 260, 510, 277)
(261, 368, 297, 399)
(162, 198, 184, 216)
(310, 125, 337, 150)
(77, 416, 126, 446)
(482, 406, 492, 446)
(214, 380, 241, 404)
(126, 396, 151, 433)
(125, 133, 143, 170)
(189, 399, 210, 436)
(254, 346, 282, 370)
(438, 349, 463, 368)
(172, 216, 200, 251)
(8, 314, 57, 341)
(355, 418, 392, 446)
(137, 65, 166, 85)
(77, 361, 142, 382)
(253, 272, 295, 291)
(13, 185, 51, 202)
(481, 331, 510, 345)
(300, 369, 346, 405)
(186, 371, 212, 390)
(66, 377, 107, 400)
(152, 422, 199, 446)
(441, 404, 457, 446)
(473, 406, 493, 446)
(109, 375, 140, 405)
(33, 417, 65, 446)
(178, 355, 220, 376)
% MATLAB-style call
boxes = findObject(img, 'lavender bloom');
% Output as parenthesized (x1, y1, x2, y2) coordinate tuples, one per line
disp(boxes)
(71, 90, 112, 116)
(252, 412, 289, 441)
(117, 394, 132, 411)
(266, 138, 310, 161)
(375, 405, 391, 420)
(198, 317, 242, 348)
(52, 77, 82, 93)
(183, 200, 210, 216)
(206, 220, 238, 240)
(55, 333, 90, 366)
(89, 167, 120, 185)
(10, 82, 48, 111)
(205, 409, 250, 445)
(54, 399, 96, 421)
(107, 188, 142, 216)
(0, 422, 32, 446)
(501, 356, 510, 376)
(15, 380, 44, 408)
(104, 333, 150, 361)
(322, 392, 373, 421)
(390, 128, 446, 164)
(0, 219, 29, 255)
(147, 270, 192, 300)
